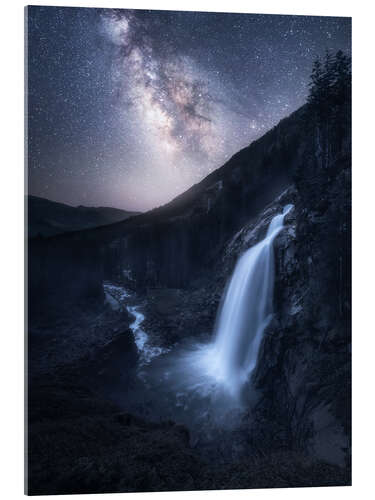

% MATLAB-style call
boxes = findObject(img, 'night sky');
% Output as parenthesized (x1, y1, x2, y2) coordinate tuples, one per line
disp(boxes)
(27, 7, 351, 211)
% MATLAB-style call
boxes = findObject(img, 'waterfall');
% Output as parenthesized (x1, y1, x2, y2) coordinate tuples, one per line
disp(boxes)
(144, 204, 293, 416)
(207, 204, 293, 396)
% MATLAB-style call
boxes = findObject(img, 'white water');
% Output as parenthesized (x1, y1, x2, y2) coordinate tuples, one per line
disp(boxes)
(205, 204, 293, 395)
(104, 283, 130, 311)
(150, 204, 293, 412)
(127, 305, 169, 365)
(103, 282, 168, 366)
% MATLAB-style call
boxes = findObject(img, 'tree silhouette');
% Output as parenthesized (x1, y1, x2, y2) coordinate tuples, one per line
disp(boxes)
(305, 50, 351, 168)
(308, 50, 351, 123)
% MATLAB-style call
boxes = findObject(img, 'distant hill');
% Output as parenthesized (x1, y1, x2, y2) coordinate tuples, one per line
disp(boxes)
(27, 195, 140, 237)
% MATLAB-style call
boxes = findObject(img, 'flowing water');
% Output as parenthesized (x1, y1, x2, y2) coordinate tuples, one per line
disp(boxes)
(148, 204, 294, 420)
(127, 305, 169, 365)
(103, 283, 168, 367)
(105, 205, 293, 428)
(207, 203, 294, 396)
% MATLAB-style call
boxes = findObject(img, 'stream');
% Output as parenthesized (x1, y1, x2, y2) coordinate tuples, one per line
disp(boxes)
(103, 282, 169, 367)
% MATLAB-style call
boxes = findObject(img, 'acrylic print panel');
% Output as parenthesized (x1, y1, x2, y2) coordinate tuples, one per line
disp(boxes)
(26, 5, 352, 495)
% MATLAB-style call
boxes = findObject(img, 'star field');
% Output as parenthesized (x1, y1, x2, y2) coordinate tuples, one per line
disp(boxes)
(27, 7, 351, 211)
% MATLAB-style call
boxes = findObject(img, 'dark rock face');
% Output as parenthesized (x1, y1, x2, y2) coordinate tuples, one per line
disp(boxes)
(249, 127, 351, 468)
(140, 284, 220, 346)
(258, 170, 350, 464)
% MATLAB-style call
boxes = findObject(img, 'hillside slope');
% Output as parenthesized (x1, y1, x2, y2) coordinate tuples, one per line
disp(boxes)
(28, 195, 140, 237)
(28, 106, 305, 312)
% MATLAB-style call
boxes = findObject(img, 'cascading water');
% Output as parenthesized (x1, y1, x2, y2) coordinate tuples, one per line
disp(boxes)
(140, 204, 294, 425)
(206, 204, 294, 396)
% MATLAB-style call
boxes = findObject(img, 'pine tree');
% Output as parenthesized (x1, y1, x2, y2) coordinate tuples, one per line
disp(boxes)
(308, 50, 351, 121)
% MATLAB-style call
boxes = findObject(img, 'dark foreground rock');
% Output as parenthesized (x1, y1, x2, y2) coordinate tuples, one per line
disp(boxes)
(28, 386, 349, 495)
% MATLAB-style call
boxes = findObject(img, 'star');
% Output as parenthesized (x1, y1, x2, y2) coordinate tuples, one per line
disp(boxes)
(27, 6, 351, 211)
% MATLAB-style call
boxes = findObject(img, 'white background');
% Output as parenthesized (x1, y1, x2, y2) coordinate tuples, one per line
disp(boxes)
(0, 0, 373, 498)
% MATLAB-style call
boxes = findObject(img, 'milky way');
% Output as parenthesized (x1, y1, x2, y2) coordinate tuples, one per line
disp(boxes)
(27, 7, 351, 211)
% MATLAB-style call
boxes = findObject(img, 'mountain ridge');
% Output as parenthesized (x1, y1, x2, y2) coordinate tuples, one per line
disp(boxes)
(28, 103, 305, 310)
(28, 195, 141, 238)
(31, 105, 304, 244)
